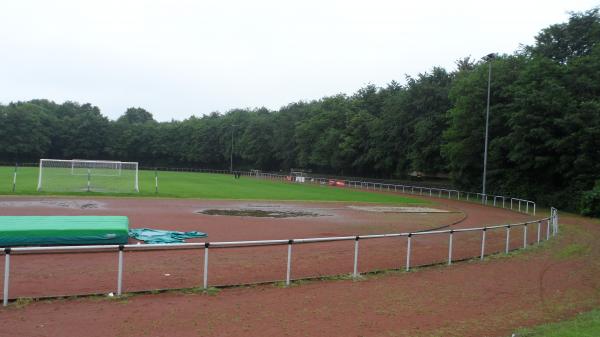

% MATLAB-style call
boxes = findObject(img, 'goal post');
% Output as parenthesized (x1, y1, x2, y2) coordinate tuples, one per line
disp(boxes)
(37, 159, 139, 193)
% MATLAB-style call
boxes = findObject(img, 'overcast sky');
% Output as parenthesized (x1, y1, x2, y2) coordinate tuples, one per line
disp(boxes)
(0, 1, 597, 121)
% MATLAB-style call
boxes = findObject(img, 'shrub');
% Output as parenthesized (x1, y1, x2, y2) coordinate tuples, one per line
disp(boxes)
(580, 181, 600, 217)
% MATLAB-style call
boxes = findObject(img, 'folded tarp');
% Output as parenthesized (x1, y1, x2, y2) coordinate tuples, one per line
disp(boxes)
(129, 228, 207, 244)
(0, 216, 129, 246)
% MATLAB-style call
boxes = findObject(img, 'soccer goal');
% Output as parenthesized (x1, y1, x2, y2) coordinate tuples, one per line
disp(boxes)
(37, 159, 139, 193)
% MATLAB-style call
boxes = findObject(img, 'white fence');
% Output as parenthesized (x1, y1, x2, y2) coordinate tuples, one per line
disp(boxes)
(2, 209, 558, 306)
(248, 172, 537, 216)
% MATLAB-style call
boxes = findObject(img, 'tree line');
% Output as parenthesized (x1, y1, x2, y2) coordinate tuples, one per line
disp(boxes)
(1, 9, 599, 215)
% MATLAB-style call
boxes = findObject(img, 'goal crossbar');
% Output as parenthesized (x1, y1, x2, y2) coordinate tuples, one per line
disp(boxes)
(44, 159, 138, 164)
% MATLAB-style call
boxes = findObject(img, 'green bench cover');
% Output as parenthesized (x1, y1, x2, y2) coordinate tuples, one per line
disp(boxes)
(0, 216, 129, 246)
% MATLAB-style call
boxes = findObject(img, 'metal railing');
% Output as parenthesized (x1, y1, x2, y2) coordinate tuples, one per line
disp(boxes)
(249, 171, 537, 216)
(1, 208, 558, 306)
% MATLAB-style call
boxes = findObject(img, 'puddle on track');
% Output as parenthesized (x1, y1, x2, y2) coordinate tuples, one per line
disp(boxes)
(0, 200, 104, 210)
(197, 209, 323, 218)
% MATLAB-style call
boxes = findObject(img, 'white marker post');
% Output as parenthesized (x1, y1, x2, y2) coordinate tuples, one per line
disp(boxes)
(12, 164, 17, 192)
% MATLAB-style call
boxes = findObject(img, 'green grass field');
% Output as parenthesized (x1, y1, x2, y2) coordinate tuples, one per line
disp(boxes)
(516, 309, 600, 336)
(0, 166, 425, 204)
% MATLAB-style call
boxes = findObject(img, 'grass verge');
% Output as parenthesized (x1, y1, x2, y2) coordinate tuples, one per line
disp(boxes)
(515, 309, 600, 336)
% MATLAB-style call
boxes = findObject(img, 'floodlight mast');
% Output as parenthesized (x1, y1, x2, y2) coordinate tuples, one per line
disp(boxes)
(482, 53, 496, 200)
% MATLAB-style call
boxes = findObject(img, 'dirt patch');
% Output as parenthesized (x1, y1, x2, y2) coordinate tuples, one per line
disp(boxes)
(198, 208, 322, 218)
(0, 199, 104, 210)
(347, 205, 452, 213)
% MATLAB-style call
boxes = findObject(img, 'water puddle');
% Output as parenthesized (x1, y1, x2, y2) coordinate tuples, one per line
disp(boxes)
(197, 209, 322, 218)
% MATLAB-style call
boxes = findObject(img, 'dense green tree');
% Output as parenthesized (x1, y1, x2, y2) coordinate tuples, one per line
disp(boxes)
(58, 103, 110, 159)
(271, 102, 310, 171)
(443, 8, 600, 210)
(0, 102, 53, 162)
(294, 95, 352, 172)
(403, 67, 453, 174)
(117, 107, 156, 124)
(529, 8, 600, 64)
(581, 181, 600, 217)
(234, 109, 275, 169)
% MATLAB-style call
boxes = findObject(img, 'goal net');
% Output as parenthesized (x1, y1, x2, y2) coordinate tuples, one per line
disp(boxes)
(70, 159, 122, 176)
(37, 159, 139, 193)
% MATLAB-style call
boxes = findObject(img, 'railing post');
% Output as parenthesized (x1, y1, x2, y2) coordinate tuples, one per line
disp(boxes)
(286, 240, 293, 286)
(3, 248, 11, 307)
(406, 234, 412, 271)
(533, 203, 536, 216)
(353, 236, 359, 278)
(546, 220, 550, 240)
(526, 202, 529, 214)
(537, 221, 541, 244)
(523, 224, 528, 249)
(448, 230, 454, 265)
(552, 208, 559, 235)
(117, 245, 124, 296)
(505, 225, 511, 254)
(551, 212, 556, 236)
(480, 228, 486, 260)
(203, 243, 210, 289)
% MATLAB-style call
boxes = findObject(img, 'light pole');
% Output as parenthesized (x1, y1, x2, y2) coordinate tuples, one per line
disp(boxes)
(230, 124, 238, 172)
(482, 53, 495, 199)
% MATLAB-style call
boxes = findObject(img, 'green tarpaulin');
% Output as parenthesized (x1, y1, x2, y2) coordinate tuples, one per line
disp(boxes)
(129, 228, 207, 244)
(0, 216, 129, 246)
